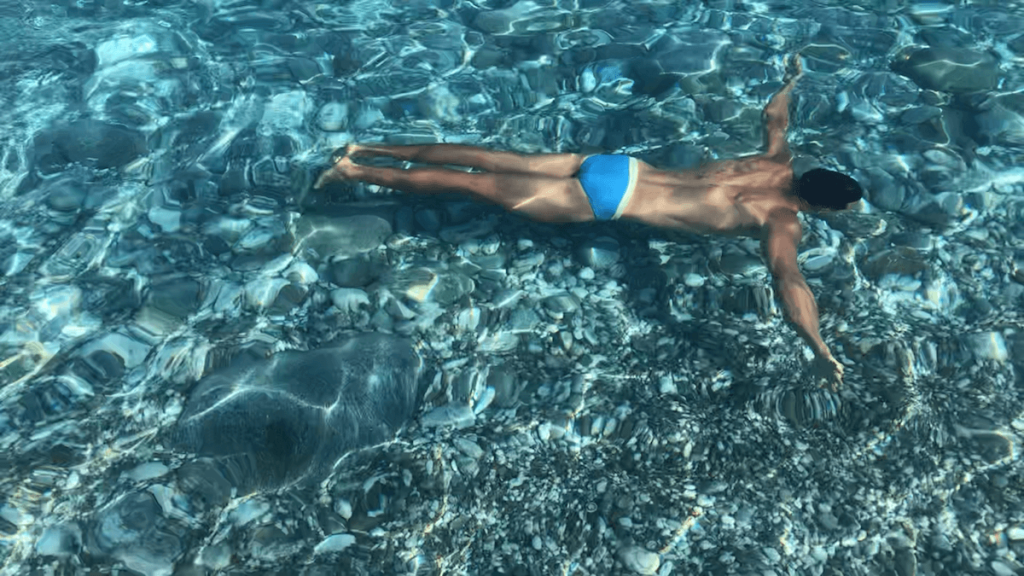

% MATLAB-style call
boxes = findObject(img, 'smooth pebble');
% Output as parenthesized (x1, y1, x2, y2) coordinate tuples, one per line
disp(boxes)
(620, 546, 660, 575)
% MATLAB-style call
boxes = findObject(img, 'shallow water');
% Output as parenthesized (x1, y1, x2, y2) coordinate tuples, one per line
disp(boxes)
(1, 0, 1024, 574)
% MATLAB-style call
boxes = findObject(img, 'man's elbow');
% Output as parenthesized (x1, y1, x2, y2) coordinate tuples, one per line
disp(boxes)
(771, 267, 803, 286)
(764, 117, 788, 137)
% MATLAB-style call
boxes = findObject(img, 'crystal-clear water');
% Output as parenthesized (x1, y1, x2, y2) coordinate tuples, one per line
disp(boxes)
(2, 1, 1024, 574)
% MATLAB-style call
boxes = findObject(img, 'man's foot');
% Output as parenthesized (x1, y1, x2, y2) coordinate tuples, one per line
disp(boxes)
(328, 143, 376, 164)
(314, 155, 358, 189)
(342, 142, 391, 158)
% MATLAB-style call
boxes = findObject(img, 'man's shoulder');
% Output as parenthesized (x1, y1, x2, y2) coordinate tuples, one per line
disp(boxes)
(762, 208, 802, 239)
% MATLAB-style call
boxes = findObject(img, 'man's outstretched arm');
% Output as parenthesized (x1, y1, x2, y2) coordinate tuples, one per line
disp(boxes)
(762, 54, 803, 158)
(762, 214, 845, 388)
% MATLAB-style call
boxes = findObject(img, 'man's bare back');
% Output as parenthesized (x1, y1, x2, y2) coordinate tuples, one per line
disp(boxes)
(315, 54, 862, 389)
(620, 156, 797, 236)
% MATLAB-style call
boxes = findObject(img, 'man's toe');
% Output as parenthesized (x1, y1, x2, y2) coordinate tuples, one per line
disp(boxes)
(314, 168, 340, 189)
(330, 145, 351, 164)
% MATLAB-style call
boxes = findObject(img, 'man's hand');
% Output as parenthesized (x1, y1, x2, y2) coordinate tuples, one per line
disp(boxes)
(784, 53, 803, 82)
(811, 353, 844, 392)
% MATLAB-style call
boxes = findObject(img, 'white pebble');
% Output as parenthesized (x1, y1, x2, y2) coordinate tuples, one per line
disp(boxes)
(148, 206, 181, 233)
(35, 526, 77, 557)
(260, 254, 293, 275)
(454, 438, 485, 459)
(578, 267, 595, 280)
(455, 307, 482, 332)
(284, 261, 319, 284)
(537, 422, 552, 442)
(683, 273, 705, 287)
(421, 404, 476, 428)
(335, 499, 353, 520)
(124, 462, 169, 482)
(810, 545, 827, 562)
(314, 533, 356, 555)
(620, 545, 660, 575)
(331, 288, 370, 313)
(472, 386, 495, 414)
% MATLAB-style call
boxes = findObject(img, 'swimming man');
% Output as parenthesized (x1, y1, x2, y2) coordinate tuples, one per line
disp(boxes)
(315, 56, 861, 390)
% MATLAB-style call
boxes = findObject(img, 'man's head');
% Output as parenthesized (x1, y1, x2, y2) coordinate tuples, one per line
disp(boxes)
(795, 168, 863, 211)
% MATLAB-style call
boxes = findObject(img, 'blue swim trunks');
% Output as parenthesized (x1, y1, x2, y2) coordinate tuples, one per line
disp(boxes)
(577, 154, 639, 220)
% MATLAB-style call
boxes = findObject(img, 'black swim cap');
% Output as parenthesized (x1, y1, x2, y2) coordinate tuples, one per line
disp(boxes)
(797, 168, 863, 210)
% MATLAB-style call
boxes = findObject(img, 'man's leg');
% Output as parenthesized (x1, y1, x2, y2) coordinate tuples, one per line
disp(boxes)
(345, 143, 586, 178)
(317, 157, 594, 224)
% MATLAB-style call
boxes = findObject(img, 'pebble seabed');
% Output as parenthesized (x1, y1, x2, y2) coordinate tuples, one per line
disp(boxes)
(2, 1, 1024, 576)
(3, 201, 1023, 576)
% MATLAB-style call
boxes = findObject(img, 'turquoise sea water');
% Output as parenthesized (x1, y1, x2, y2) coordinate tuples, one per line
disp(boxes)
(1, 0, 1024, 574)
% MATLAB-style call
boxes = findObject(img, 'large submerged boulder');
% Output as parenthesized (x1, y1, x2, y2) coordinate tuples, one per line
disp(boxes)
(170, 333, 422, 491)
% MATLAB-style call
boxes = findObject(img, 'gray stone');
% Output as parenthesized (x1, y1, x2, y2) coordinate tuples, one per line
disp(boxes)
(891, 47, 999, 93)
(862, 247, 928, 280)
(890, 232, 933, 251)
(488, 367, 521, 408)
(45, 179, 88, 212)
(421, 404, 476, 428)
(391, 267, 473, 305)
(542, 293, 580, 319)
(820, 212, 888, 238)
(920, 148, 967, 192)
(33, 119, 148, 174)
(508, 307, 541, 333)
(973, 95, 1024, 146)
(577, 236, 620, 269)
(147, 278, 202, 321)
(293, 215, 392, 260)
(894, 548, 916, 576)
(992, 560, 1018, 576)
(963, 331, 1008, 361)
(905, 192, 963, 226)
(473, 9, 517, 34)
(87, 491, 183, 576)
(316, 102, 348, 131)
(329, 254, 385, 288)
(718, 253, 766, 276)
(863, 167, 906, 211)
(439, 218, 496, 243)
(415, 209, 442, 232)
